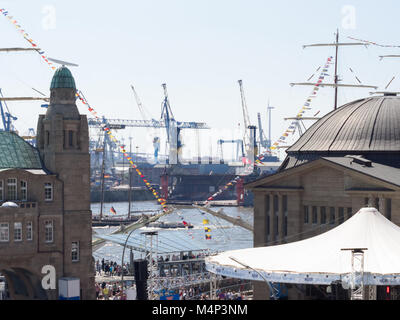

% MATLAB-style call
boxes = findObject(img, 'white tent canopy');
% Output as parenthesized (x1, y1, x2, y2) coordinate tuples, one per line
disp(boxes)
(205, 207, 400, 286)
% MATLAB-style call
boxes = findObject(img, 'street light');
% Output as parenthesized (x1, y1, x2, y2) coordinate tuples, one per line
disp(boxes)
(228, 256, 278, 300)
(120, 228, 137, 299)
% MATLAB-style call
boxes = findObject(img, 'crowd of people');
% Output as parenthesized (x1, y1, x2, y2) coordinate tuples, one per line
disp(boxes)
(96, 282, 123, 300)
(95, 259, 130, 277)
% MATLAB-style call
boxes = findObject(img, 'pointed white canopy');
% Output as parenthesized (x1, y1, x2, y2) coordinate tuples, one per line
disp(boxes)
(206, 207, 400, 286)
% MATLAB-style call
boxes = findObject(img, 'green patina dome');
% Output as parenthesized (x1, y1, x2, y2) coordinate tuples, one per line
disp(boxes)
(50, 66, 76, 90)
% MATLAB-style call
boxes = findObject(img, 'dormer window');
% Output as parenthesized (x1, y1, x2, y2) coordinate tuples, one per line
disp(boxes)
(7, 178, 17, 201)
(20, 180, 27, 201)
(44, 183, 53, 201)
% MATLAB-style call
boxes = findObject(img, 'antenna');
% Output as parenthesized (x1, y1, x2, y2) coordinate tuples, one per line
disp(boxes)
(298, 29, 377, 110)
(385, 76, 396, 90)
(47, 57, 79, 67)
(379, 55, 400, 60)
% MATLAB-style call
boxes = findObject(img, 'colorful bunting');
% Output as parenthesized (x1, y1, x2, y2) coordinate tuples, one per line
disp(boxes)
(0, 8, 56, 70)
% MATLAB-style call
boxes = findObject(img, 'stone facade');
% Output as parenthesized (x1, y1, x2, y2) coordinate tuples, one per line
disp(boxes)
(0, 67, 95, 300)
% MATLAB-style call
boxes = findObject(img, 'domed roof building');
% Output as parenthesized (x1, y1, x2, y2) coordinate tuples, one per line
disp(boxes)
(282, 94, 400, 170)
(246, 94, 400, 300)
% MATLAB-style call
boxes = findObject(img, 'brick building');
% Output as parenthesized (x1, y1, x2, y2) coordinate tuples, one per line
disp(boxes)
(247, 94, 400, 299)
(0, 66, 95, 299)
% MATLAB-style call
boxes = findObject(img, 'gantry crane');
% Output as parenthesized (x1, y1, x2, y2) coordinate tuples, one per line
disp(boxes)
(88, 84, 210, 164)
(217, 139, 244, 162)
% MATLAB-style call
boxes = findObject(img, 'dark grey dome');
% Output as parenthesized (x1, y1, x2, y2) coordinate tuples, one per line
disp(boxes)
(288, 96, 400, 153)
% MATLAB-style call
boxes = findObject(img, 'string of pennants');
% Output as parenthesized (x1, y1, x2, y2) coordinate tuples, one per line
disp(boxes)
(0, 8, 56, 70)
(203, 219, 212, 240)
(348, 36, 400, 48)
(254, 55, 334, 166)
(268, 55, 333, 151)
(0, 8, 170, 212)
(75, 91, 169, 211)
(204, 56, 334, 203)
(205, 176, 242, 204)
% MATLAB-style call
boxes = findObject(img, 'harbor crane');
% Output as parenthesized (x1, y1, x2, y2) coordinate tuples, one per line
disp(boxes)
(238, 80, 252, 152)
(88, 84, 210, 164)
(217, 139, 244, 162)
(257, 112, 268, 150)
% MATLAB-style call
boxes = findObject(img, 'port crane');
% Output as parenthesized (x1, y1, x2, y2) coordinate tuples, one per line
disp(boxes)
(257, 112, 268, 150)
(217, 139, 244, 162)
(88, 84, 210, 164)
(238, 80, 252, 153)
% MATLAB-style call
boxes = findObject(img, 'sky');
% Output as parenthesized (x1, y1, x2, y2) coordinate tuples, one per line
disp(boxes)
(1, 0, 400, 161)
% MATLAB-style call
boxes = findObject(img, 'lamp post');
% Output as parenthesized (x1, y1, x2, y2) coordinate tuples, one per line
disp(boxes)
(120, 228, 137, 299)
(228, 256, 278, 300)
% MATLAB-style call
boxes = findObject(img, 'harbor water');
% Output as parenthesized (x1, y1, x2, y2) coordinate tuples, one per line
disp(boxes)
(91, 201, 253, 264)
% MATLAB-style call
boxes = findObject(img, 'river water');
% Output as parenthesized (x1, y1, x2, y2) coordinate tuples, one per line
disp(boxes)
(91, 201, 254, 264)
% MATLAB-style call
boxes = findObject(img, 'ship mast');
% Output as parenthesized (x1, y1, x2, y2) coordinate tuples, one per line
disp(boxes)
(334, 29, 339, 109)
(291, 29, 378, 110)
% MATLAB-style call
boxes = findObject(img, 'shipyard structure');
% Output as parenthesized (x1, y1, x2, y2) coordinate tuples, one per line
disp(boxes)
(0, 67, 95, 299)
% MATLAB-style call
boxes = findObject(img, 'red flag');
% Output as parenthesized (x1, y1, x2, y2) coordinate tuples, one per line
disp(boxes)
(110, 206, 116, 214)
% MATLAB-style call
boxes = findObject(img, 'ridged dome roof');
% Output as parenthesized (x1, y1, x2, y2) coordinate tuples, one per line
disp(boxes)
(287, 96, 400, 153)
(50, 66, 76, 90)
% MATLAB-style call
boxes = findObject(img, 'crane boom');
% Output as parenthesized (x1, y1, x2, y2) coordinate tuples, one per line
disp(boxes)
(257, 112, 268, 148)
(88, 117, 210, 129)
(130, 84, 151, 121)
(238, 80, 254, 157)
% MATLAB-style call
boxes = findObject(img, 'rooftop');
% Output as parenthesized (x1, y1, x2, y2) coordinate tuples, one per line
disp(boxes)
(50, 66, 76, 90)
(0, 132, 43, 169)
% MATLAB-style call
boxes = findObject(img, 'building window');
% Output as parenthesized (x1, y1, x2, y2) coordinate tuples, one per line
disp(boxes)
(312, 206, 317, 224)
(329, 207, 335, 225)
(7, 178, 17, 201)
(283, 195, 288, 237)
(26, 221, 33, 241)
(69, 130, 74, 147)
(347, 207, 352, 219)
(304, 206, 309, 224)
(20, 180, 27, 201)
(338, 207, 344, 224)
(273, 195, 279, 239)
(0, 180, 3, 201)
(265, 196, 270, 240)
(44, 183, 53, 201)
(14, 222, 22, 242)
(385, 199, 392, 221)
(0, 223, 9, 242)
(45, 220, 53, 243)
(46, 131, 50, 145)
(320, 207, 326, 224)
(71, 242, 79, 262)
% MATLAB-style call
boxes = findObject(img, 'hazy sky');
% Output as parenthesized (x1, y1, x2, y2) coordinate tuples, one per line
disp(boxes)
(1, 0, 400, 160)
